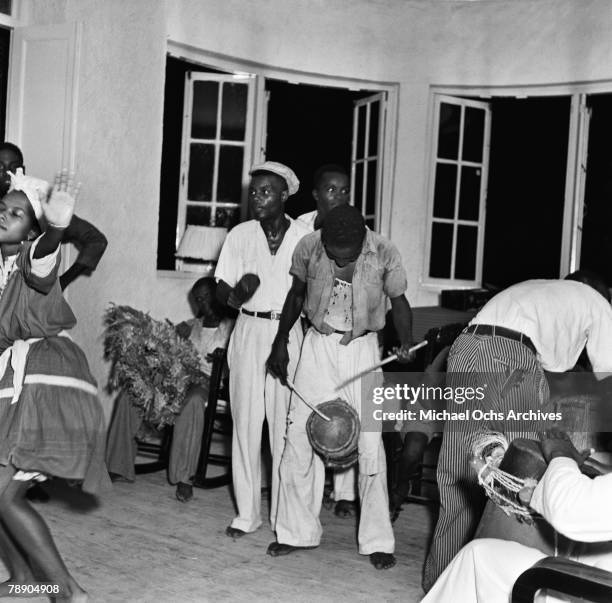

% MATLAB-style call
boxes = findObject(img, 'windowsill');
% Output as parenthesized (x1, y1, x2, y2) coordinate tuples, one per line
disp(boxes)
(157, 269, 215, 280)
(420, 281, 482, 292)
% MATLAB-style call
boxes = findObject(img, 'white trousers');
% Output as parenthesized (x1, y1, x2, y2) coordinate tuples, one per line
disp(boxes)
(333, 466, 357, 501)
(227, 313, 302, 533)
(275, 329, 394, 554)
(422, 537, 605, 603)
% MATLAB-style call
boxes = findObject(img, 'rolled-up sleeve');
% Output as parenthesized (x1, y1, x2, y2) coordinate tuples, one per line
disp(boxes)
(382, 240, 407, 298)
(290, 234, 314, 283)
(215, 229, 239, 287)
(19, 238, 60, 294)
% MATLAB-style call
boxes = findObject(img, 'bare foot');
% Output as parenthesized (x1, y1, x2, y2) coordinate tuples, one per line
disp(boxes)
(175, 483, 193, 503)
(370, 552, 396, 570)
(225, 526, 247, 539)
(266, 542, 317, 557)
(334, 500, 357, 518)
(67, 587, 88, 603)
(49, 579, 88, 602)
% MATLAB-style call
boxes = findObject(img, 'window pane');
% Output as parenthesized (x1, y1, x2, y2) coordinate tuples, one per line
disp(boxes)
(462, 106, 485, 163)
(188, 143, 215, 201)
(354, 161, 364, 212)
(429, 222, 453, 278)
(221, 82, 248, 141)
(191, 80, 219, 139)
(455, 225, 478, 280)
(458, 166, 481, 221)
(366, 160, 377, 215)
(218, 145, 244, 203)
(0, 1, 11, 15)
(215, 206, 240, 229)
(186, 204, 212, 226)
(433, 163, 457, 219)
(437, 102, 461, 160)
(356, 104, 367, 160)
(365, 217, 375, 230)
(368, 101, 380, 158)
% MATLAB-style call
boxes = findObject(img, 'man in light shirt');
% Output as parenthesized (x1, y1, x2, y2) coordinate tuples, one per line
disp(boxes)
(215, 161, 311, 539)
(423, 271, 612, 591)
(266, 205, 416, 570)
(297, 164, 350, 232)
(423, 429, 612, 603)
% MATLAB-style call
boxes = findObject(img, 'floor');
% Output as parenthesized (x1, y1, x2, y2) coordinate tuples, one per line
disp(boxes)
(1, 472, 437, 602)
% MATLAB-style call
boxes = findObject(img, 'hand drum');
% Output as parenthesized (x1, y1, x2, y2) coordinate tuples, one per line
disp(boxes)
(306, 398, 360, 469)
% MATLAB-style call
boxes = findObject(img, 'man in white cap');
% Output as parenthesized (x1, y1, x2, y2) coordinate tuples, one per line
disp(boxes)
(215, 161, 311, 538)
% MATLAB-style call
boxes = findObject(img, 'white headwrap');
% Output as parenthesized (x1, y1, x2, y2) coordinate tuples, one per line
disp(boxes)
(7, 168, 50, 222)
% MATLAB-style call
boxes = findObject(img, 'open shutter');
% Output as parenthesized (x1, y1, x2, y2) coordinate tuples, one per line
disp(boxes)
(351, 92, 386, 231)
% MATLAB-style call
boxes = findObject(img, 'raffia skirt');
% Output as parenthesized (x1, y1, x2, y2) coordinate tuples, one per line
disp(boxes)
(0, 336, 110, 494)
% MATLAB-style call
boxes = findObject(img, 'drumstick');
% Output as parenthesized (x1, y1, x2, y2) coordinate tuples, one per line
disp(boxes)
(335, 340, 429, 392)
(286, 378, 331, 421)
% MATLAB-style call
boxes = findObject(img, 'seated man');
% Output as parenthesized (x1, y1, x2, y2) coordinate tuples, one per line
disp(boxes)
(105, 278, 233, 501)
(386, 344, 449, 521)
(423, 430, 612, 602)
(382, 321, 464, 520)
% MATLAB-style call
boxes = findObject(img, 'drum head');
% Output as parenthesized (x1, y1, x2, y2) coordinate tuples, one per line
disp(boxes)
(307, 398, 360, 466)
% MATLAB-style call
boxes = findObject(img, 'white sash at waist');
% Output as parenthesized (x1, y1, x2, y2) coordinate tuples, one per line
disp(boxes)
(0, 330, 72, 405)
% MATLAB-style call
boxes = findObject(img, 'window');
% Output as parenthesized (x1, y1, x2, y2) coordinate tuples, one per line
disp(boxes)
(177, 73, 256, 238)
(157, 57, 257, 271)
(424, 95, 491, 286)
(351, 92, 386, 231)
(158, 46, 398, 272)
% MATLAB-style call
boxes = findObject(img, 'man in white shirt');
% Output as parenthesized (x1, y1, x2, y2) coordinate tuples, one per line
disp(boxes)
(297, 164, 350, 232)
(215, 161, 311, 538)
(423, 272, 612, 591)
(423, 429, 612, 602)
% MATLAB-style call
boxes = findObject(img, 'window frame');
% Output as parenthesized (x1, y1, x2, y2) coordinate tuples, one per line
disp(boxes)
(176, 71, 256, 261)
(351, 92, 386, 231)
(423, 93, 491, 288)
(165, 41, 399, 232)
(158, 41, 400, 277)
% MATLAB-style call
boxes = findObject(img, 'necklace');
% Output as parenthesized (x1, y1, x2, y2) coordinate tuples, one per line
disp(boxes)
(262, 219, 289, 255)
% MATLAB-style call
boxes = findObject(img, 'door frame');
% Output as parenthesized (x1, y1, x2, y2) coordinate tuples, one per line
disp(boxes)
(167, 40, 399, 237)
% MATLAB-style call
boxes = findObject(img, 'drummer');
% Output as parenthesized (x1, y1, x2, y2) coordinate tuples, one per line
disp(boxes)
(266, 205, 416, 569)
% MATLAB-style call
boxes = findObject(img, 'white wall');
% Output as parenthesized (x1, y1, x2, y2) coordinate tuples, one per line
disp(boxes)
(20, 0, 612, 419)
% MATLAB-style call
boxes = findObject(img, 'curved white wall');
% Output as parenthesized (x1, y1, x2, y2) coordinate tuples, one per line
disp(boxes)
(21, 0, 612, 419)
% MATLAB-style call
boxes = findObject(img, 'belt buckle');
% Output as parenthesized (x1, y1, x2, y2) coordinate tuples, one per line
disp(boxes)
(270, 311, 281, 320)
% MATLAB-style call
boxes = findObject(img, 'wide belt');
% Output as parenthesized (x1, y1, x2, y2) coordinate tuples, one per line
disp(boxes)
(463, 324, 537, 355)
(241, 308, 281, 320)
